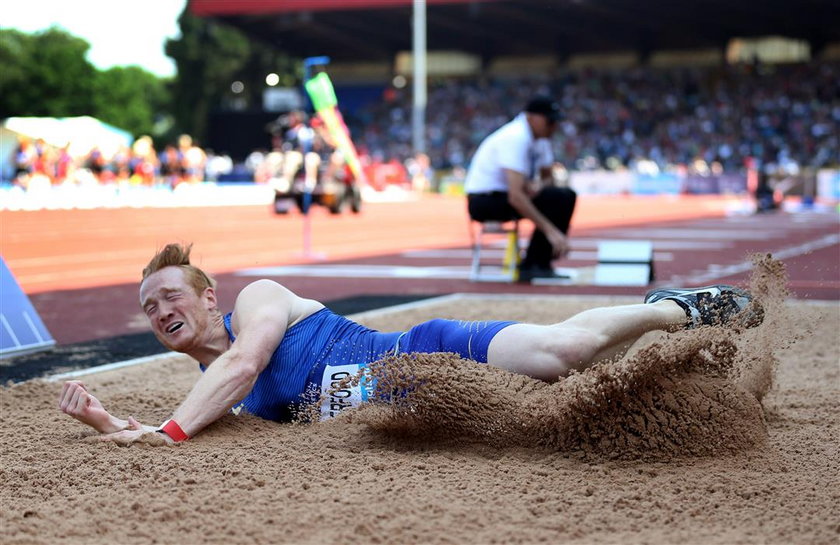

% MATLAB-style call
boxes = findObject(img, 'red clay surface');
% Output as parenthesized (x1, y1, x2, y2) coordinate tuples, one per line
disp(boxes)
(2, 193, 838, 345)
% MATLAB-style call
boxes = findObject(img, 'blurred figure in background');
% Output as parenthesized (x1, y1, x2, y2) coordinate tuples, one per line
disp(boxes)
(406, 152, 434, 192)
(178, 134, 207, 184)
(263, 110, 320, 193)
(13, 135, 36, 188)
(130, 136, 159, 186)
(55, 144, 75, 184)
(84, 147, 109, 183)
(465, 96, 577, 282)
(159, 144, 183, 188)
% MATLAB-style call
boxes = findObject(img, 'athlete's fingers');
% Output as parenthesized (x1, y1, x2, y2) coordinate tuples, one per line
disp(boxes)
(73, 389, 91, 412)
(59, 381, 87, 410)
(68, 386, 85, 414)
(59, 381, 78, 410)
(58, 382, 70, 410)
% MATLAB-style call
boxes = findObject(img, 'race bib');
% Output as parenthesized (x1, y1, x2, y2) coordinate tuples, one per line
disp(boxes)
(319, 363, 373, 421)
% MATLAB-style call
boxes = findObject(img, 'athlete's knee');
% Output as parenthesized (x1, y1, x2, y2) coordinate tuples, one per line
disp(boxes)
(540, 326, 605, 375)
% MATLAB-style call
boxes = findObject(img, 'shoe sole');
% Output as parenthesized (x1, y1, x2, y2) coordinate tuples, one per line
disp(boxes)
(644, 284, 736, 304)
(645, 285, 764, 328)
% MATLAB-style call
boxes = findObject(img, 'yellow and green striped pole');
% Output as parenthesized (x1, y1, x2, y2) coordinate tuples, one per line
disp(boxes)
(304, 72, 368, 185)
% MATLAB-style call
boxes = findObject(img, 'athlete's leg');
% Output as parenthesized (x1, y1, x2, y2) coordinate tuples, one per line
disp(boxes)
(303, 152, 321, 189)
(281, 150, 303, 184)
(487, 282, 765, 381)
(486, 300, 687, 382)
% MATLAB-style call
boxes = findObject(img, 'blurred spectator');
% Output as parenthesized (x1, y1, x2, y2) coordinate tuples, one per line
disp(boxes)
(159, 144, 182, 187)
(406, 152, 434, 192)
(13, 135, 36, 187)
(347, 61, 839, 175)
(55, 144, 75, 184)
(205, 150, 234, 182)
(84, 147, 109, 183)
(262, 110, 321, 191)
(112, 145, 132, 183)
(130, 136, 160, 186)
(178, 134, 207, 184)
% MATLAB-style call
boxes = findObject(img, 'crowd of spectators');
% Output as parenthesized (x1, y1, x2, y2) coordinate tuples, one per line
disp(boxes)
(8, 60, 837, 193)
(10, 133, 234, 189)
(348, 60, 839, 176)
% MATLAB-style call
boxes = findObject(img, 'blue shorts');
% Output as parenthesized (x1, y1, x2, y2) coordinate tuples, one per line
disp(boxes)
(396, 319, 517, 363)
(224, 309, 517, 422)
(315, 317, 517, 420)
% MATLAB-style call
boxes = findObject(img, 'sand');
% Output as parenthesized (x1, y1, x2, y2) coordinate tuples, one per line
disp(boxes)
(1, 259, 839, 545)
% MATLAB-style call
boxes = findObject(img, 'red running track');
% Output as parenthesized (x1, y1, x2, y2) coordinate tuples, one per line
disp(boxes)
(2, 194, 837, 344)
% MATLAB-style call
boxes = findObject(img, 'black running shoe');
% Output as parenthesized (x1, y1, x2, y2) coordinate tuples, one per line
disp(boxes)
(644, 285, 764, 329)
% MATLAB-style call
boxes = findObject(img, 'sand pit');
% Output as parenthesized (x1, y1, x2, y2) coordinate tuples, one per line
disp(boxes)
(2, 264, 838, 544)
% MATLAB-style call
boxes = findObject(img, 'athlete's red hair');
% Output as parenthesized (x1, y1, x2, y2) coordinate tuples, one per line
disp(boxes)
(141, 243, 216, 295)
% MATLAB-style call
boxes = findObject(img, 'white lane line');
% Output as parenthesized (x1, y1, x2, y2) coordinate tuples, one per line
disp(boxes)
(672, 232, 840, 285)
(47, 352, 181, 381)
(238, 264, 478, 279)
(401, 249, 674, 261)
(569, 239, 732, 250)
(600, 228, 777, 240)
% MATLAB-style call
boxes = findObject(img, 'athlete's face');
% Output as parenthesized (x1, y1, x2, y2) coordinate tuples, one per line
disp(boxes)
(139, 267, 217, 353)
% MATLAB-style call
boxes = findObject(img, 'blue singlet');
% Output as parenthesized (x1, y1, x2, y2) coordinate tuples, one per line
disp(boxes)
(199, 308, 515, 422)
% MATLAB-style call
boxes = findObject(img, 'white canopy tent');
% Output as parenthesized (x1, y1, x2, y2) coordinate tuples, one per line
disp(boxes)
(1, 116, 134, 180)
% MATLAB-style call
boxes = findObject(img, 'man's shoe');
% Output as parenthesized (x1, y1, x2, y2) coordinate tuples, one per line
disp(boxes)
(518, 266, 571, 283)
(644, 285, 764, 329)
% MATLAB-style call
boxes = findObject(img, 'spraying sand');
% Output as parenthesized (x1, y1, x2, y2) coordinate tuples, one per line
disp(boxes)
(338, 255, 786, 461)
(1, 256, 838, 544)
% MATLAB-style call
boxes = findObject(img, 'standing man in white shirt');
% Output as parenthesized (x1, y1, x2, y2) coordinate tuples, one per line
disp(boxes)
(465, 96, 576, 282)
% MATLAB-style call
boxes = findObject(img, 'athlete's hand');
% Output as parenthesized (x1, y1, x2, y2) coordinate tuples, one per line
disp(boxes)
(99, 417, 173, 446)
(58, 380, 124, 434)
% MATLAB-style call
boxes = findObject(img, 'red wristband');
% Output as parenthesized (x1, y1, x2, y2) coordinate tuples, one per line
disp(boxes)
(158, 419, 189, 442)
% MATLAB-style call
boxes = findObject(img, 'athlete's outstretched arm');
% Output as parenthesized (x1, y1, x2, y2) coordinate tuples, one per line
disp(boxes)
(58, 380, 137, 434)
(100, 280, 291, 444)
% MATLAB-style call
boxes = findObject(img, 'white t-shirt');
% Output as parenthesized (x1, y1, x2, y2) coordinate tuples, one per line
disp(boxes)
(464, 113, 553, 194)
(533, 138, 554, 172)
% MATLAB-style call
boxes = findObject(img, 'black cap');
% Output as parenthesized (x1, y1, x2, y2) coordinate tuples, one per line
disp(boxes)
(524, 96, 561, 122)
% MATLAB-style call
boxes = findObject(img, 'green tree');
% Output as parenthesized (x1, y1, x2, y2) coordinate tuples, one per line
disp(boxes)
(0, 27, 97, 118)
(165, 10, 251, 144)
(92, 66, 169, 138)
(0, 27, 170, 140)
(165, 8, 302, 146)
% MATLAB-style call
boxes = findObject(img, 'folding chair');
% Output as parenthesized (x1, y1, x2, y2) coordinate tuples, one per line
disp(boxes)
(469, 219, 521, 282)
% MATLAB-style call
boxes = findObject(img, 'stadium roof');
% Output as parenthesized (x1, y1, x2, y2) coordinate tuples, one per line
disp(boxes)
(189, 0, 840, 62)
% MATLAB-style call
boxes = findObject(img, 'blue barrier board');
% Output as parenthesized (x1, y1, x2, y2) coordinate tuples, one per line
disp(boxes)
(1, 256, 55, 358)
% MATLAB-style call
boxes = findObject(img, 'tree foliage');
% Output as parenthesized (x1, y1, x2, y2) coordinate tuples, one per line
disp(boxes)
(92, 66, 169, 137)
(0, 28, 97, 118)
(1, 9, 302, 147)
(165, 10, 251, 145)
(164, 9, 302, 145)
(0, 27, 169, 139)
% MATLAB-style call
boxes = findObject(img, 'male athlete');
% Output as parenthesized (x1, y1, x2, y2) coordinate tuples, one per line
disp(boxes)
(58, 243, 762, 444)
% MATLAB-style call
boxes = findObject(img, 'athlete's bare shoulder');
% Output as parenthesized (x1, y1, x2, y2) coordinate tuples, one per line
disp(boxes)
(238, 279, 325, 328)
